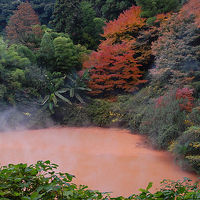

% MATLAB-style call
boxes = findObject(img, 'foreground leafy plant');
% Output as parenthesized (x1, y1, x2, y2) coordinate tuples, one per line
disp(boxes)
(0, 161, 199, 200)
(0, 161, 109, 200)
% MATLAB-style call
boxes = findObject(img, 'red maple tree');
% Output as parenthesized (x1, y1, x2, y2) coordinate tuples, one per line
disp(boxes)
(176, 88, 194, 112)
(102, 6, 146, 44)
(83, 42, 146, 96)
(6, 2, 43, 49)
(83, 5, 148, 96)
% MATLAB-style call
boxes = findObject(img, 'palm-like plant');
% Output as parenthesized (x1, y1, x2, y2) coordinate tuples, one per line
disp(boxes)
(64, 70, 91, 103)
(41, 89, 72, 113)
(40, 70, 90, 113)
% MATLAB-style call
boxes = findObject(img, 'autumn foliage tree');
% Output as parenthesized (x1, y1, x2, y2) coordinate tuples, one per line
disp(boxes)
(83, 6, 149, 96)
(102, 5, 159, 69)
(152, 0, 200, 71)
(83, 42, 145, 96)
(102, 6, 146, 43)
(6, 2, 43, 49)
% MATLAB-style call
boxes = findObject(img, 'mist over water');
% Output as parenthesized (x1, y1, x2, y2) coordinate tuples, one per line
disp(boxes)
(0, 108, 29, 132)
(0, 127, 197, 197)
(0, 107, 54, 132)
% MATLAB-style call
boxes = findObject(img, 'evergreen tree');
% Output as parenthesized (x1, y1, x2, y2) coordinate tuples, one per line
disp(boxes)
(51, 0, 81, 37)
(90, 0, 136, 20)
(0, 0, 20, 32)
(30, 0, 55, 26)
(6, 2, 43, 49)
(39, 32, 55, 70)
(53, 37, 79, 72)
(0, 0, 55, 33)
(52, 0, 104, 49)
(136, 0, 180, 18)
(79, 1, 105, 49)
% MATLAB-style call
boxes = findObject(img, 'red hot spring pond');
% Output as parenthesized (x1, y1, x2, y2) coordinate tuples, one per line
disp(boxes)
(0, 127, 197, 197)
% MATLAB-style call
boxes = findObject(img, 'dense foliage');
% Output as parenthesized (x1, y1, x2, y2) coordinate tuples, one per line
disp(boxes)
(0, 161, 199, 200)
(91, 0, 136, 20)
(6, 2, 43, 49)
(51, 0, 105, 49)
(84, 42, 145, 96)
(136, 0, 181, 18)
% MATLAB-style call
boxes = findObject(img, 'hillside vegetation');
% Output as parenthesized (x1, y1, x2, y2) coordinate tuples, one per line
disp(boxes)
(0, 0, 200, 188)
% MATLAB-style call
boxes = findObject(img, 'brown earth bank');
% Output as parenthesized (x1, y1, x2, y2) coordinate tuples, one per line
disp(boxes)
(0, 127, 198, 197)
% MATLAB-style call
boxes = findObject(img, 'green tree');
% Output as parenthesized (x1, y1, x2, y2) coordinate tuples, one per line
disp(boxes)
(39, 32, 55, 70)
(79, 1, 105, 49)
(52, 0, 104, 49)
(90, 0, 136, 20)
(0, 0, 20, 32)
(53, 36, 79, 72)
(136, 0, 180, 18)
(30, 0, 55, 26)
(0, 38, 32, 104)
(51, 0, 81, 37)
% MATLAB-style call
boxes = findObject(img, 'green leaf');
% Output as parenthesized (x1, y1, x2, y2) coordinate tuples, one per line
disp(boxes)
(49, 102, 54, 112)
(75, 93, 84, 103)
(146, 182, 153, 191)
(57, 88, 70, 93)
(51, 94, 58, 105)
(77, 87, 91, 91)
(67, 75, 76, 83)
(30, 191, 44, 200)
(70, 88, 74, 97)
(55, 92, 72, 105)
(139, 188, 147, 193)
(44, 160, 51, 164)
(41, 95, 50, 105)
(63, 190, 73, 197)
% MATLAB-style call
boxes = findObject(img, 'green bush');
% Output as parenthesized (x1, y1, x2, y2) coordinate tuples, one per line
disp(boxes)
(187, 106, 200, 126)
(139, 91, 186, 149)
(0, 161, 199, 200)
(86, 99, 113, 127)
(113, 86, 164, 132)
(54, 104, 91, 126)
(0, 161, 108, 200)
(172, 126, 200, 174)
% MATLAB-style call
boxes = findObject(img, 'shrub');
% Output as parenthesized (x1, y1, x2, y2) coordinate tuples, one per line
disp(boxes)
(86, 99, 113, 127)
(187, 106, 200, 126)
(172, 126, 200, 173)
(0, 161, 108, 199)
(54, 104, 91, 127)
(113, 86, 162, 131)
(139, 90, 186, 149)
(0, 161, 199, 199)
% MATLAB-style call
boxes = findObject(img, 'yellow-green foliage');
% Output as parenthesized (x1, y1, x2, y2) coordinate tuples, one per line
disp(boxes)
(53, 36, 79, 72)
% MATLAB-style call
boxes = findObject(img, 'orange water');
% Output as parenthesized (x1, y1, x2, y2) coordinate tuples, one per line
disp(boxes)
(0, 127, 197, 197)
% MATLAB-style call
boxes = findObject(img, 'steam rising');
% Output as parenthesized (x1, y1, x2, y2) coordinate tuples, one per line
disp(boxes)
(0, 107, 54, 132)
